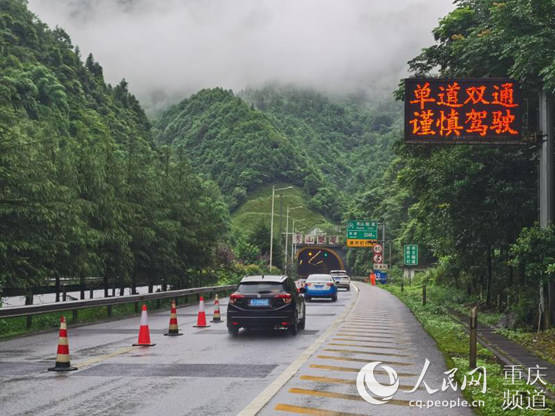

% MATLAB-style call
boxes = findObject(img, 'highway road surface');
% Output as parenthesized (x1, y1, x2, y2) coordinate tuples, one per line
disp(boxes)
(0, 283, 475, 415)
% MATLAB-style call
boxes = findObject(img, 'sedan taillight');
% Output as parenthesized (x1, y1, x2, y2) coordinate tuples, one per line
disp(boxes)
(274, 293, 292, 304)
(327, 282, 334, 287)
(230, 293, 244, 304)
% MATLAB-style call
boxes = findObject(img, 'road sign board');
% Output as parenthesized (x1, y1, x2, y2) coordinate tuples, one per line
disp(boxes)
(347, 220, 378, 240)
(404, 78, 522, 144)
(347, 239, 374, 247)
(375, 270, 388, 283)
(373, 263, 388, 270)
(404, 244, 418, 266)
(373, 254, 383, 264)
(373, 244, 383, 254)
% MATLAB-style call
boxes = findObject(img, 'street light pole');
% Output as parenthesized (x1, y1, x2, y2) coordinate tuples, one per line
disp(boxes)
(269, 185, 292, 271)
(269, 185, 275, 270)
(285, 205, 303, 273)
(291, 219, 297, 264)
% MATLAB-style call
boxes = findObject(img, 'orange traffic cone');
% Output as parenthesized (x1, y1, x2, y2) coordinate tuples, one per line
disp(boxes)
(48, 316, 77, 371)
(193, 296, 210, 328)
(133, 304, 156, 346)
(164, 300, 183, 336)
(211, 294, 223, 323)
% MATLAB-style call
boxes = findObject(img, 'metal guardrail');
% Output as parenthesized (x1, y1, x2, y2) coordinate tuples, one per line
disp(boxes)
(0, 284, 236, 318)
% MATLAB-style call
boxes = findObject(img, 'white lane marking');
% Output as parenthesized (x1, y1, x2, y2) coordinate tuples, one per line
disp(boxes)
(237, 284, 361, 416)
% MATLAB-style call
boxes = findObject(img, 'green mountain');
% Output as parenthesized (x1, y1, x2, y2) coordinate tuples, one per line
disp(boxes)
(154, 86, 400, 223)
(0, 0, 228, 293)
(154, 88, 325, 212)
(241, 85, 401, 194)
(231, 184, 335, 238)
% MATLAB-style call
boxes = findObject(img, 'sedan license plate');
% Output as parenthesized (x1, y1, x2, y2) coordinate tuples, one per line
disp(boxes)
(249, 298, 270, 307)
(315, 284, 324, 288)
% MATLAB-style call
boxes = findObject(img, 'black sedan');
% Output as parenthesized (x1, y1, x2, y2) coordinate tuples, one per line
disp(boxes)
(227, 275, 306, 336)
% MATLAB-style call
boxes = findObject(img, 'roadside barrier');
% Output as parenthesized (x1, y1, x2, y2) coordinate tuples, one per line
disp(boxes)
(193, 296, 210, 328)
(133, 304, 155, 347)
(164, 300, 183, 336)
(48, 316, 77, 372)
(0, 284, 236, 319)
(211, 294, 223, 323)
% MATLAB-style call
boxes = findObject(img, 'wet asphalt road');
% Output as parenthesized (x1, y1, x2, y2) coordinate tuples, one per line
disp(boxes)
(0, 288, 355, 416)
(0, 283, 475, 416)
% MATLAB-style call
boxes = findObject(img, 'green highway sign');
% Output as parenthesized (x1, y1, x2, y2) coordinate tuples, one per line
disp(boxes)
(404, 244, 418, 266)
(347, 220, 378, 240)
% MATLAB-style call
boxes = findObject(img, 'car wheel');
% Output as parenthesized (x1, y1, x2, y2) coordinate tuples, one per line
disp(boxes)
(228, 327, 239, 336)
(332, 295, 337, 302)
(299, 305, 306, 330)
(347, 286, 350, 291)
(305, 296, 311, 302)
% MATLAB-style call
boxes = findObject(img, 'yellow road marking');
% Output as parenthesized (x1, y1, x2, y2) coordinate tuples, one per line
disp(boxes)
(328, 342, 409, 350)
(74, 346, 138, 369)
(237, 285, 361, 416)
(337, 328, 398, 334)
(342, 324, 400, 329)
(300, 375, 354, 384)
(309, 364, 417, 376)
(342, 324, 395, 328)
(332, 337, 400, 343)
(288, 388, 411, 406)
(336, 333, 397, 339)
(299, 375, 422, 391)
(323, 348, 411, 358)
(275, 403, 365, 416)
(339, 329, 398, 335)
(317, 355, 413, 366)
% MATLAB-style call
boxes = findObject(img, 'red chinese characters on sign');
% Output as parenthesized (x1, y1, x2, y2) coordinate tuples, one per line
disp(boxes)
(405, 79, 521, 143)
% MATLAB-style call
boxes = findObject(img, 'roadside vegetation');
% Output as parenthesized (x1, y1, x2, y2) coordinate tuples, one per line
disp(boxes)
(383, 279, 554, 415)
(348, 0, 555, 335)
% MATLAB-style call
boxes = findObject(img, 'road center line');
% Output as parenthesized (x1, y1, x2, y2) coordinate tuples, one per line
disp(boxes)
(73, 346, 139, 370)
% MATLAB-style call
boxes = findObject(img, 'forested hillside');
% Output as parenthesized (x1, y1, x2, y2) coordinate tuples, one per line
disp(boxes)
(241, 86, 400, 195)
(155, 86, 400, 221)
(0, 0, 229, 294)
(349, 0, 554, 328)
(154, 88, 312, 211)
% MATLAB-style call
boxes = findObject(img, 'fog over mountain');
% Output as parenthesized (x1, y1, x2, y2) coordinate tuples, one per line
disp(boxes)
(28, 0, 454, 112)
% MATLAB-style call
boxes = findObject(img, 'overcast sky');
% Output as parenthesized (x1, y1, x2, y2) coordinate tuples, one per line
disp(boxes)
(28, 0, 454, 112)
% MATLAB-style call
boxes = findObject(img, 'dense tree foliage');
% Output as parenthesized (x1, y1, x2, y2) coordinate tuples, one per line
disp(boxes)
(155, 86, 399, 221)
(0, 0, 229, 296)
(349, 0, 554, 327)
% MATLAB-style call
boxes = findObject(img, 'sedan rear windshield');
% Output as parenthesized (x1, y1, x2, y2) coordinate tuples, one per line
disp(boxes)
(307, 275, 332, 282)
(237, 282, 284, 294)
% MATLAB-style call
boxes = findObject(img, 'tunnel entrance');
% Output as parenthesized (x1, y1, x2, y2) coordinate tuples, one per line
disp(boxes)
(296, 247, 345, 278)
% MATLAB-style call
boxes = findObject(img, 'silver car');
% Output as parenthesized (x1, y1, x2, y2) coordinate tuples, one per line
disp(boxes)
(330, 270, 351, 291)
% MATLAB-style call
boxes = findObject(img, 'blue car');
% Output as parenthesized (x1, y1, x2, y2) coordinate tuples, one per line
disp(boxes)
(304, 274, 337, 302)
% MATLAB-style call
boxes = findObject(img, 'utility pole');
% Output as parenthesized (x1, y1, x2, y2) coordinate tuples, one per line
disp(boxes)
(284, 206, 303, 273)
(269, 185, 292, 271)
(539, 91, 553, 228)
(539, 91, 553, 328)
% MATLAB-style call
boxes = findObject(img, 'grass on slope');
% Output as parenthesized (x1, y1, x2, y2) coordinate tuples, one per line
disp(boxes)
(232, 184, 336, 237)
(383, 283, 554, 414)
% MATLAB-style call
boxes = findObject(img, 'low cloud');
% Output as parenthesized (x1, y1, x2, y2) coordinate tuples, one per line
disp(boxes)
(28, 0, 453, 112)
